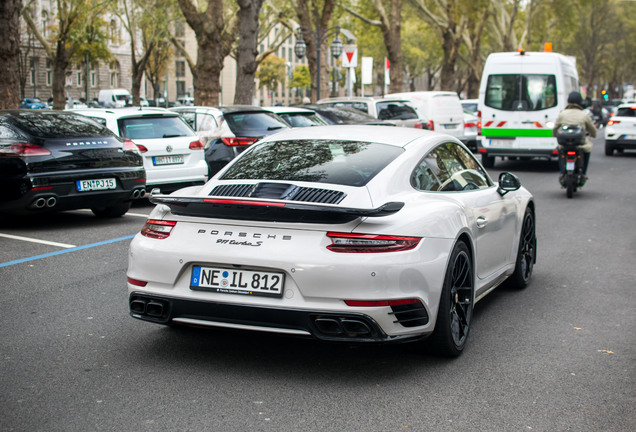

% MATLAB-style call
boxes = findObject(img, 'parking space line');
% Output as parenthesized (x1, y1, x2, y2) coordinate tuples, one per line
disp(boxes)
(0, 235, 135, 268)
(0, 233, 76, 248)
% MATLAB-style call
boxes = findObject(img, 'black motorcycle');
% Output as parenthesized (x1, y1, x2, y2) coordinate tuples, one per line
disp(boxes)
(556, 125, 586, 199)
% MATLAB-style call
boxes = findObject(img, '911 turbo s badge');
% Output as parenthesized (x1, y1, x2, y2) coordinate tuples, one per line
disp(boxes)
(197, 229, 292, 246)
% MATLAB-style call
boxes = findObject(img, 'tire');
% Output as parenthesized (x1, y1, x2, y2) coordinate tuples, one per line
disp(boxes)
(91, 200, 131, 218)
(566, 174, 574, 198)
(481, 155, 495, 168)
(427, 241, 474, 357)
(605, 141, 614, 156)
(506, 207, 536, 289)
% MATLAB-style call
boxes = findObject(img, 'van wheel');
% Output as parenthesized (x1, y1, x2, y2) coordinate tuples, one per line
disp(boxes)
(481, 155, 495, 168)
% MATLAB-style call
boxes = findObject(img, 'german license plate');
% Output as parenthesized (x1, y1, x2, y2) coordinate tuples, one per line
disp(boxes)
(487, 139, 514, 148)
(76, 178, 116, 191)
(190, 265, 284, 298)
(153, 155, 184, 166)
(566, 160, 575, 171)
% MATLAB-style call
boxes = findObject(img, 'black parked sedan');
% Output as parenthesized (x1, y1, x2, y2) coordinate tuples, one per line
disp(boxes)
(0, 110, 145, 217)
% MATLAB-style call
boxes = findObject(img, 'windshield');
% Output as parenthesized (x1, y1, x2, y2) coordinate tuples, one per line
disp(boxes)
(375, 101, 418, 120)
(221, 139, 403, 187)
(485, 74, 557, 111)
(8, 112, 115, 138)
(118, 115, 195, 139)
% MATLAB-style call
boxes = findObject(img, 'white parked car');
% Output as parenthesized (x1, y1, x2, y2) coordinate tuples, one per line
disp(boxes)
(317, 96, 424, 128)
(126, 125, 536, 357)
(604, 104, 636, 155)
(72, 108, 208, 192)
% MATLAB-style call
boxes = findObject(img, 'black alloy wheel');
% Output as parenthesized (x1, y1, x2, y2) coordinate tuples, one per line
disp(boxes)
(507, 207, 536, 289)
(428, 241, 474, 357)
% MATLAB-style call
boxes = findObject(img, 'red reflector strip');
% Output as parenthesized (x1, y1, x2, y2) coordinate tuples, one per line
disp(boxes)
(32, 186, 53, 191)
(478, 148, 487, 153)
(345, 299, 421, 307)
(127, 277, 148, 287)
(203, 198, 286, 207)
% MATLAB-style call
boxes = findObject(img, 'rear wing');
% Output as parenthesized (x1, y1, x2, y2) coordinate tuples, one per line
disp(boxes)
(149, 194, 404, 224)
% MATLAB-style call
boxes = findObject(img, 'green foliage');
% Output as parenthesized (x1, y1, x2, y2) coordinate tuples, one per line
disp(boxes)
(70, 16, 113, 67)
(290, 65, 311, 90)
(257, 54, 287, 90)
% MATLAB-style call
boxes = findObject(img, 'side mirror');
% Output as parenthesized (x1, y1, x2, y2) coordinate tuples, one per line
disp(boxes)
(498, 172, 521, 196)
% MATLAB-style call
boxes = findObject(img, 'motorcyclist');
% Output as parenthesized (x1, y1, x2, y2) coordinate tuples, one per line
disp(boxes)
(553, 91, 597, 183)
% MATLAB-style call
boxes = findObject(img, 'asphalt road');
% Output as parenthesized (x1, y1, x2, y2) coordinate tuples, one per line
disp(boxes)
(1, 136, 634, 432)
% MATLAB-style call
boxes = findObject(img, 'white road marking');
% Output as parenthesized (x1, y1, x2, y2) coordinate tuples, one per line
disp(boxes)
(0, 233, 76, 248)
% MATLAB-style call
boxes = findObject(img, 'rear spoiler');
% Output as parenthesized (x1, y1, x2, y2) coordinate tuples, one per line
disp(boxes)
(149, 194, 404, 224)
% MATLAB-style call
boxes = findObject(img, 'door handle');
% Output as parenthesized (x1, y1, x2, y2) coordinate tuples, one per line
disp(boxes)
(476, 216, 488, 229)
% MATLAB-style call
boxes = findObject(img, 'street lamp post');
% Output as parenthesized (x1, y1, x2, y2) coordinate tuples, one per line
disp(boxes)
(294, 25, 343, 101)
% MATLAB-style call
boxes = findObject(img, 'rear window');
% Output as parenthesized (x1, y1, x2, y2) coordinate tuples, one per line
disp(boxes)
(375, 101, 418, 120)
(616, 107, 636, 117)
(7, 112, 114, 138)
(221, 139, 403, 187)
(118, 115, 194, 139)
(485, 74, 557, 111)
(278, 112, 326, 127)
(224, 112, 288, 137)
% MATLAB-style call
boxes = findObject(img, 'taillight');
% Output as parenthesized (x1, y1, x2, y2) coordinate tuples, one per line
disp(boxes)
(123, 138, 140, 153)
(141, 219, 177, 239)
(477, 110, 482, 136)
(414, 122, 424, 129)
(189, 139, 204, 150)
(136, 144, 149, 153)
(426, 120, 434, 131)
(607, 120, 620, 126)
(326, 232, 421, 253)
(465, 122, 476, 128)
(344, 299, 421, 307)
(222, 137, 258, 146)
(0, 143, 51, 157)
(566, 151, 577, 156)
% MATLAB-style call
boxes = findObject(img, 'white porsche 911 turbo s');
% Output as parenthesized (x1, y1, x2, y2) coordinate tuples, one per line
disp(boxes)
(127, 125, 536, 357)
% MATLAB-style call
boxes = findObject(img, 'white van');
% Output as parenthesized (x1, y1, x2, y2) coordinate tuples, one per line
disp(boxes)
(384, 91, 466, 140)
(98, 89, 132, 108)
(477, 50, 579, 167)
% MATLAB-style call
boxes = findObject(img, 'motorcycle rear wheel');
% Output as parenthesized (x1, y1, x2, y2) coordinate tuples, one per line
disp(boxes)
(566, 174, 574, 198)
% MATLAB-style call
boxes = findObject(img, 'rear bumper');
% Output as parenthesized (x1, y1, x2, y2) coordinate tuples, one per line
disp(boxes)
(129, 292, 428, 343)
(478, 137, 558, 159)
(605, 137, 636, 149)
(0, 167, 145, 214)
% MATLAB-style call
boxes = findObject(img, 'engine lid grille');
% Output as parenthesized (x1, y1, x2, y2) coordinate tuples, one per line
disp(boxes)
(211, 183, 346, 204)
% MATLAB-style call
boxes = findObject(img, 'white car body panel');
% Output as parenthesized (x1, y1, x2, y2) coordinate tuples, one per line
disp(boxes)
(71, 108, 208, 189)
(127, 125, 534, 344)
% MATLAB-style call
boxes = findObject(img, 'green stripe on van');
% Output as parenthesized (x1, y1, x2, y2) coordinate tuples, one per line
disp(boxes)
(482, 128, 554, 138)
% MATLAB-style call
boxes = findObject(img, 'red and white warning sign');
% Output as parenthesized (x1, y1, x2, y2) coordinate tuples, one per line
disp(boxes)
(341, 44, 357, 68)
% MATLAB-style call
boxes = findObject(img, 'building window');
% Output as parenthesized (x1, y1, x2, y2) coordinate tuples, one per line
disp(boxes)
(91, 71, 97, 87)
(174, 21, 185, 38)
(110, 19, 119, 45)
(45, 59, 51, 86)
(77, 71, 82, 87)
(109, 61, 120, 87)
(175, 60, 185, 78)
(41, 10, 48, 38)
(29, 57, 37, 85)
(176, 81, 185, 97)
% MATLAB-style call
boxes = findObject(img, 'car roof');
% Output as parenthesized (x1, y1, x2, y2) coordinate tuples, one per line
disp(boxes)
(263, 106, 316, 114)
(616, 104, 636, 109)
(258, 124, 433, 147)
(70, 107, 176, 118)
(317, 96, 409, 104)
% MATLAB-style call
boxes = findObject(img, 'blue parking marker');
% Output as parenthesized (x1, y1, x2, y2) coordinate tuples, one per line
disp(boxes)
(0, 235, 135, 268)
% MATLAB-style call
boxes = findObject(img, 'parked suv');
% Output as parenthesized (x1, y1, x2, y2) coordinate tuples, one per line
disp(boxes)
(604, 104, 636, 155)
(0, 110, 145, 217)
(171, 106, 290, 176)
(316, 96, 423, 128)
(72, 108, 207, 192)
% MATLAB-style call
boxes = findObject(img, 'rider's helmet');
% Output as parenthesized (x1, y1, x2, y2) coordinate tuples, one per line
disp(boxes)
(567, 91, 583, 107)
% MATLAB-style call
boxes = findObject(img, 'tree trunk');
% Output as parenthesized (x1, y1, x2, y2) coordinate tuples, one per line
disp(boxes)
(295, 0, 336, 103)
(52, 41, 70, 110)
(234, 0, 263, 105)
(0, 0, 22, 109)
(381, 0, 404, 93)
